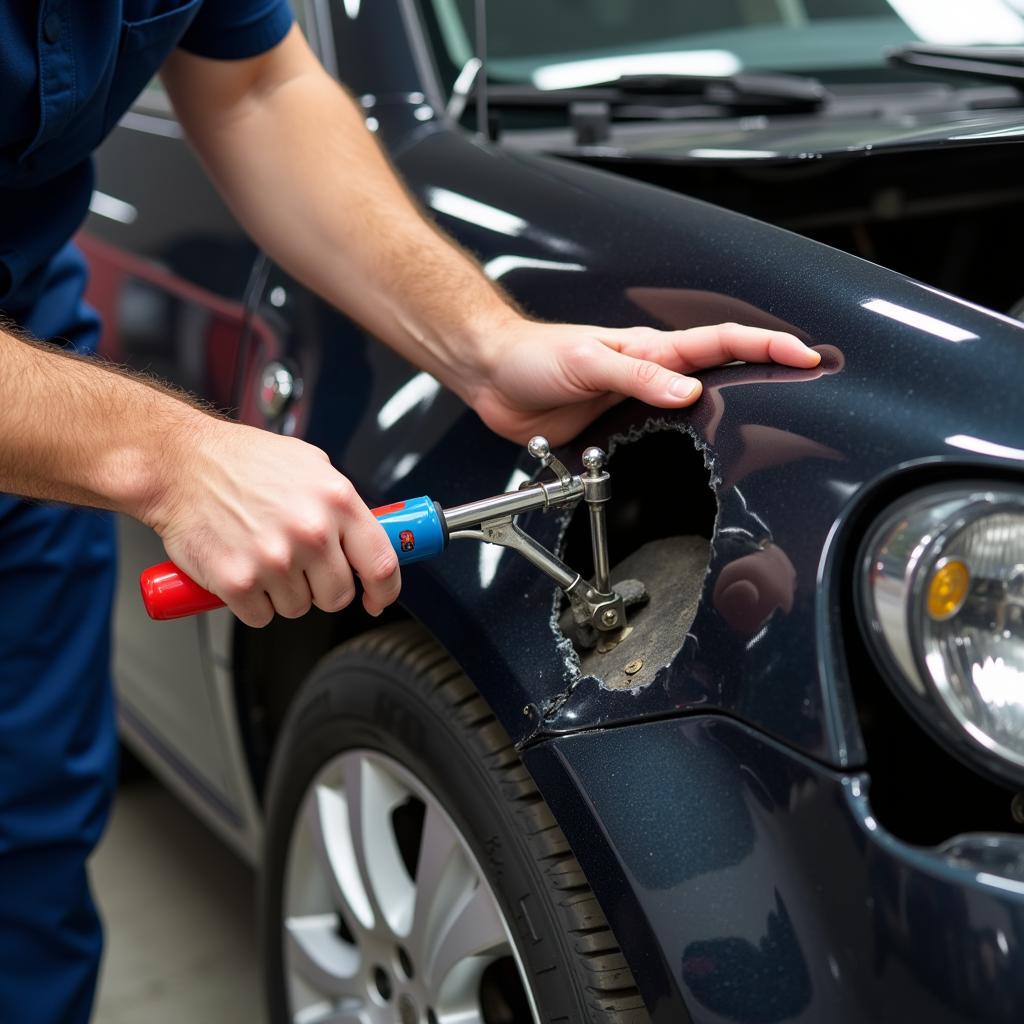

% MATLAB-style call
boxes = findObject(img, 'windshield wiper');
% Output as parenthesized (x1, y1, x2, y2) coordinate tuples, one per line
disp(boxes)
(485, 71, 828, 115)
(470, 71, 828, 146)
(889, 44, 1024, 88)
(607, 72, 827, 111)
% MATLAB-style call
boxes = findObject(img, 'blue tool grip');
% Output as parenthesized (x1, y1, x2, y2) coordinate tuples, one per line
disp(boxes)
(372, 495, 448, 565)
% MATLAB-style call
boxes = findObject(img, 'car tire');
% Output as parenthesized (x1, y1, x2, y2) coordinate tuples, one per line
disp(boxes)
(260, 622, 649, 1024)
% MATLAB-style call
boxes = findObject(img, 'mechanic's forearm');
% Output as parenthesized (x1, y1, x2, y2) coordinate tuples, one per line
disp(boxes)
(0, 326, 209, 521)
(163, 30, 511, 404)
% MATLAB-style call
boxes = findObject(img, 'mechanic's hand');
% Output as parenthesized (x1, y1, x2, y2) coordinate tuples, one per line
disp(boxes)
(148, 419, 399, 627)
(468, 319, 821, 444)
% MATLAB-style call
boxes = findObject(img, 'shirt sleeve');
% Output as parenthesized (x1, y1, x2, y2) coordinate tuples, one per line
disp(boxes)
(177, 0, 294, 60)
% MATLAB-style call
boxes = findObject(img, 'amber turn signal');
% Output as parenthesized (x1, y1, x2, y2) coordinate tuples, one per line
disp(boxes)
(926, 558, 970, 621)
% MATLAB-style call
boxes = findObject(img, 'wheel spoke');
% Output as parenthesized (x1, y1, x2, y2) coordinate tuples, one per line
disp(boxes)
(436, 1006, 484, 1024)
(408, 803, 467, 963)
(285, 913, 361, 997)
(294, 1006, 367, 1024)
(294, 1010, 366, 1024)
(434, 958, 490, 1023)
(424, 874, 509, 990)
(344, 753, 416, 937)
(307, 784, 374, 935)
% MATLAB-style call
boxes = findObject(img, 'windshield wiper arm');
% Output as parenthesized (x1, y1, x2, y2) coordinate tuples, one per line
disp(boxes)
(485, 71, 828, 115)
(889, 43, 1024, 88)
(609, 72, 827, 111)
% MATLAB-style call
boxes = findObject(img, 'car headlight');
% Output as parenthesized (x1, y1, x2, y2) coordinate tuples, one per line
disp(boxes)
(861, 484, 1024, 779)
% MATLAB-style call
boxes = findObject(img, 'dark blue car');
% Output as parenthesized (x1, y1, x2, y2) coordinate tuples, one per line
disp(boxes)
(83, 2, 1024, 1021)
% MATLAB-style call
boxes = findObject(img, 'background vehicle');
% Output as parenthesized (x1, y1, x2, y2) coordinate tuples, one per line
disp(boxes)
(82, 2, 1024, 1021)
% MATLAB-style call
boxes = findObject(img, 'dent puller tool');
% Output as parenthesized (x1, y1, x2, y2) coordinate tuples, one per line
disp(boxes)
(140, 436, 644, 638)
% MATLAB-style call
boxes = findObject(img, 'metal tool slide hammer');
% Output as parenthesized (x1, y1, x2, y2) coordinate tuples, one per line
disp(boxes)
(139, 437, 646, 638)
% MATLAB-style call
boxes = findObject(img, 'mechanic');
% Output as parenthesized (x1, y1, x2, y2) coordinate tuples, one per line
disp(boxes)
(0, 4, 821, 1022)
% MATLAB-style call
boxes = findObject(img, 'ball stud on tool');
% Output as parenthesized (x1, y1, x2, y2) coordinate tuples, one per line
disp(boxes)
(582, 446, 607, 473)
(581, 447, 612, 596)
(526, 435, 574, 487)
(527, 436, 550, 461)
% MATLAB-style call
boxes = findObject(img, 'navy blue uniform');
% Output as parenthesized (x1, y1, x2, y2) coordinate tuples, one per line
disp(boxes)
(0, 4, 291, 1020)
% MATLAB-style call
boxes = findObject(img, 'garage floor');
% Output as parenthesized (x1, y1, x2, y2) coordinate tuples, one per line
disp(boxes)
(90, 775, 266, 1024)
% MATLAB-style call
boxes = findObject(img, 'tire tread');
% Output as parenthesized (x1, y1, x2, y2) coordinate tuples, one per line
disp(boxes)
(335, 624, 649, 1024)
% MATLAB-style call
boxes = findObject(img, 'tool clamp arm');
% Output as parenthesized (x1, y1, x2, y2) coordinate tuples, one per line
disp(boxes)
(445, 436, 630, 635)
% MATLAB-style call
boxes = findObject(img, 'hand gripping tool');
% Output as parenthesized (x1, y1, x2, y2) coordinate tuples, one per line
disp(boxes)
(139, 436, 645, 639)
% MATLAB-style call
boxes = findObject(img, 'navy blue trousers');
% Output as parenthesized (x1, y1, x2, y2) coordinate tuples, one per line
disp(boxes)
(0, 243, 117, 1023)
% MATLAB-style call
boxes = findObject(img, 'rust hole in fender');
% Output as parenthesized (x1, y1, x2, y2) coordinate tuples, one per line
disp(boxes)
(556, 425, 717, 690)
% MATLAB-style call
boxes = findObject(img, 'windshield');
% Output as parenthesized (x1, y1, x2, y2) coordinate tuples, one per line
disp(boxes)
(424, 0, 1024, 86)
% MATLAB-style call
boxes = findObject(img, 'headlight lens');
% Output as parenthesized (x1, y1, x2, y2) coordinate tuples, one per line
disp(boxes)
(862, 485, 1024, 776)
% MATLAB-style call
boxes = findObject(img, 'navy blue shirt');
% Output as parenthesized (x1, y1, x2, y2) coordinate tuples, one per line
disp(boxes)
(0, 1, 293, 316)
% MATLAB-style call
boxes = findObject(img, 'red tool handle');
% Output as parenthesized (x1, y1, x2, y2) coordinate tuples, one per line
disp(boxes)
(139, 561, 225, 620)
(138, 500, 433, 621)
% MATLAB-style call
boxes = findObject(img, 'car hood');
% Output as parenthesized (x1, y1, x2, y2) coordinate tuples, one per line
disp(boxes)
(521, 105, 1024, 165)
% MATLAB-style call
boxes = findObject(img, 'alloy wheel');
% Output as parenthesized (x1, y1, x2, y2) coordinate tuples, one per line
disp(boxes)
(282, 748, 540, 1024)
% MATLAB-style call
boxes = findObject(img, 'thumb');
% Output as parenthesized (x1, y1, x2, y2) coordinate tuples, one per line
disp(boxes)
(585, 346, 703, 407)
